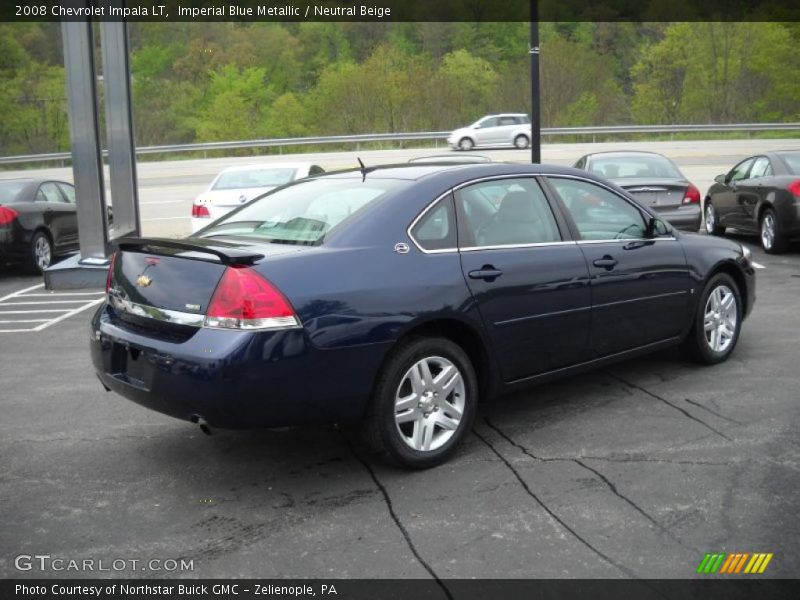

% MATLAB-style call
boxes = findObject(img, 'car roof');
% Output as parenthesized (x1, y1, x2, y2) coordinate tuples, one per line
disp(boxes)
(583, 151, 669, 159)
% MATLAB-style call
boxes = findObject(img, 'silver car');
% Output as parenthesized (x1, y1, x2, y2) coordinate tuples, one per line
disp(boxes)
(574, 151, 702, 232)
(448, 114, 532, 151)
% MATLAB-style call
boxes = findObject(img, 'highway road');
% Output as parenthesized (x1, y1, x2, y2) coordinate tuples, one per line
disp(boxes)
(3, 138, 799, 237)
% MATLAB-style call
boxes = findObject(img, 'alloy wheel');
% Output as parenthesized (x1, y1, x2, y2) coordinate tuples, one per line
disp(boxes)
(34, 235, 52, 271)
(393, 355, 465, 452)
(703, 285, 737, 353)
(761, 212, 775, 250)
(705, 203, 715, 233)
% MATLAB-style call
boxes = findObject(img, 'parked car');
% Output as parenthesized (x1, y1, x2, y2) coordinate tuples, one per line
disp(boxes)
(447, 114, 532, 151)
(0, 178, 80, 273)
(93, 163, 755, 469)
(191, 162, 325, 232)
(574, 151, 702, 231)
(705, 150, 800, 253)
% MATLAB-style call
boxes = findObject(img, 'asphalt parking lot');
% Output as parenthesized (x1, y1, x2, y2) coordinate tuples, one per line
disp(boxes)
(1, 234, 798, 581)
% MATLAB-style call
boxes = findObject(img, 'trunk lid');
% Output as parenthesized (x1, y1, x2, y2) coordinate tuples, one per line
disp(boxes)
(109, 237, 268, 320)
(615, 178, 689, 210)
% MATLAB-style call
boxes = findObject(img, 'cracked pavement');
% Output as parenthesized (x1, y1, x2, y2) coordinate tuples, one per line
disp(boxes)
(1, 233, 799, 580)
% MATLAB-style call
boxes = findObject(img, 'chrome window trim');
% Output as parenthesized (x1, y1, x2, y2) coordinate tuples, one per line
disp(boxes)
(107, 292, 302, 331)
(406, 172, 678, 255)
(460, 241, 577, 252)
(577, 237, 677, 245)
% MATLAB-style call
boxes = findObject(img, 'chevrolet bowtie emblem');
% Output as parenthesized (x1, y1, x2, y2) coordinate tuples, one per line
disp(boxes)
(136, 274, 153, 287)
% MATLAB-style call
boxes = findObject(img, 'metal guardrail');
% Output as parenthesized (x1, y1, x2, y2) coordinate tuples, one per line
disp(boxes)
(2, 122, 800, 166)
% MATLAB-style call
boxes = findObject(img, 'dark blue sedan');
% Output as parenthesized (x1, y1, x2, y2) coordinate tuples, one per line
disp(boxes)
(91, 163, 755, 468)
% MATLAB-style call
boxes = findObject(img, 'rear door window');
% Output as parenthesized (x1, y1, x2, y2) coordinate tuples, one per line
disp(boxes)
(455, 178, 561, 247)
(37, 182, 66, 203)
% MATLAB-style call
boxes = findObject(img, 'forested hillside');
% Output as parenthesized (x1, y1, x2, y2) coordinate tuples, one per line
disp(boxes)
(1, 21, 798, 155)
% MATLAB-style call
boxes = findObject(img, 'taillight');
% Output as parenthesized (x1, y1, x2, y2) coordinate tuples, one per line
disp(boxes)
(106, 252, 117, 295)
(787, 180, 800, 197)
(205, 266, 299, 330)
(682, 184, 701, 204)
(0, 205, 19, 225)
(192, 203, 210, 218)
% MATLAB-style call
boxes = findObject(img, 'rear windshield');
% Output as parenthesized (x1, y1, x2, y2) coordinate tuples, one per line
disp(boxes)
(212, 168, 297, 190)
(195, 177, 405, 245)
(587, 155, 682, 179)
(0, 180, 29, 203)
(779, 152, 800, 175)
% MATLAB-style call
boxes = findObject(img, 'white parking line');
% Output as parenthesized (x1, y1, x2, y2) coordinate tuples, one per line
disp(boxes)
(0, 284, 105, 333)
(752, 262, 766, 269)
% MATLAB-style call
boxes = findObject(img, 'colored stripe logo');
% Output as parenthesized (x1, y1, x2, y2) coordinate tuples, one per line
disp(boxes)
(697, 552, 773, 574)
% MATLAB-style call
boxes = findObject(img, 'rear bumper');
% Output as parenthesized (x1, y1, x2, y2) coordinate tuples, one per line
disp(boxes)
(90, 304, 390, 428)
(0, 226, 29, 262)
(655, 204, 702, 232)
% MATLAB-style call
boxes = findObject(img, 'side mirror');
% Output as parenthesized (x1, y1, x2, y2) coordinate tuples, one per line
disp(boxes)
(714, 174, 727, 185)
(645, 216, 667, 238)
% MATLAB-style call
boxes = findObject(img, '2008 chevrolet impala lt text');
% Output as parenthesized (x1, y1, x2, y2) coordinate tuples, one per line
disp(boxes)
(90, 163, 755, 469)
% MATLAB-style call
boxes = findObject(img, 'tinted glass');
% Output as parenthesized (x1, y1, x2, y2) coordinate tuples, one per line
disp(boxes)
(456, 178, 561, 247)
(478, 117, 499, 128)
(196, 178, 405, 245)
(498, 117, 517, 126)
(587, 155, 682, 179)
(780, 152, 800, 175)
(749, 157, 772, 179)
(0, 180, 29, 203)
(58, 183, 76, 203)
(212, 168, 297, 190)
(411, 197, 456, 251)
(549, 177, 647, 240)
(729, 158, 754, 182)
(38, 182, 65, 203)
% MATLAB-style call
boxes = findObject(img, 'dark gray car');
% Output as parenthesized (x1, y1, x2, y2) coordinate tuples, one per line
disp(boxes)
(573, 151, 702, 231)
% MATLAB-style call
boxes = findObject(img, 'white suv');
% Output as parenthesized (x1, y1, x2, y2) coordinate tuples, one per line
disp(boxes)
(447, 114, 531, 151)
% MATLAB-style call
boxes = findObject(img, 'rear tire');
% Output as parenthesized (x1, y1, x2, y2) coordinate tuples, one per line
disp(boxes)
(760, 208, 787, 254)
(25, 231, 53, 275)
(704, 199, 725, 236)
(514, 134, 530, 150)
(362, 337, 478, 469)
(458, 137, 474, 151)
(681, 273, 742, 365)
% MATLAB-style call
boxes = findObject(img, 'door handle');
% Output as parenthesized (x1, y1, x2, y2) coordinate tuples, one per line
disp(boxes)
(592, 255, 618, 270)
(468, 266, 503, 281)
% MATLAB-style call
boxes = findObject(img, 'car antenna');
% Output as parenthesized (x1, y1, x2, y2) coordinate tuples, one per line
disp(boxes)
(357, 157, 367, 181)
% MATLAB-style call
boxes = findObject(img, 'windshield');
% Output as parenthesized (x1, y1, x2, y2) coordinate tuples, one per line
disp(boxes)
(195, 177, 405, 245)
(0, 180, 29, 203)
(212, 168, 297, 190)
(780, 152, 800, 175)
(588, 155, 682, 179)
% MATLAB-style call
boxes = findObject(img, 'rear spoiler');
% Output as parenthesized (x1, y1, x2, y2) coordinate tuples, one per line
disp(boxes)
(115, 237, 264, 266)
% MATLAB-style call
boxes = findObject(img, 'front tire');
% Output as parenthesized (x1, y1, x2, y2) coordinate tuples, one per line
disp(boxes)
(26, 231, 53, 274)
(363, 337, 478, 469)
(681, 273, 742, 365)
(705, 199, 725, 236)
(760, 208, 787, 254)
(458, 137, 475, 151)
(514, 134, 530, 149)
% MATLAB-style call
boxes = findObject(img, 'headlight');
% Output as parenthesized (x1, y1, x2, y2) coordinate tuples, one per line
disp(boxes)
(741, 244, 751, 261)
